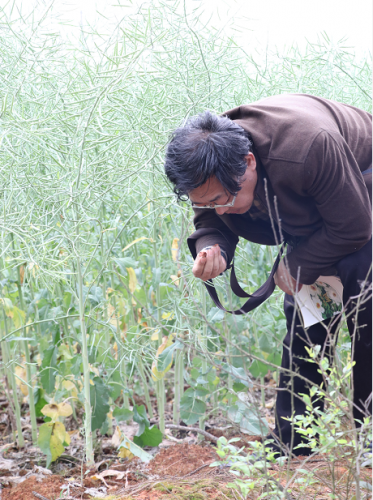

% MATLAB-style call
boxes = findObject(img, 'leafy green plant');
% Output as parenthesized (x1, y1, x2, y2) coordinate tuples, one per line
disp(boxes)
(38, 402, 73, 467)
(0, 0, 370, 479)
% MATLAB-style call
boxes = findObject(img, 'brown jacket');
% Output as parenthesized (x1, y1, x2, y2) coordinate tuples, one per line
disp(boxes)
(187, 94, 372, 285)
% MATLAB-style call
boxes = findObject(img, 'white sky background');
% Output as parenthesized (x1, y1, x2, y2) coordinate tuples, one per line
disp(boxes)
(27, 0, 373, 59)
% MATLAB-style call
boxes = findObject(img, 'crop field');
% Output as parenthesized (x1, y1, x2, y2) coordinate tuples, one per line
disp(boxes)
(0, 1, 372, 499)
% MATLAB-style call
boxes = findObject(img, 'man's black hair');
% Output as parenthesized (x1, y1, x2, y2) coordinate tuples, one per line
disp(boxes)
(164, 111, 253, 201)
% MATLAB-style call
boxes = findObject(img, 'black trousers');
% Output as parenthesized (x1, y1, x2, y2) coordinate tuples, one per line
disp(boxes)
(272, 239, 372, 456)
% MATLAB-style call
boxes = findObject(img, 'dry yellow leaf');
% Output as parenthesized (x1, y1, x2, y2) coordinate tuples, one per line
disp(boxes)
(20, 384, 28, 396)
(89, 364, 99, 377)
(14, 366, 26, 384)
(111, 425, 122, 448)
(162, 312, 174, 320)
(156, 335, 173, 356)
(126, 267, 137, 294)
(41, 403, 60, 420)
(171, 238, 179, 261)
(92, 470, 126, 482)
(57, 402, 73, 417)
(150, 330, 160, 341)
(0, 297, 13, 312)
(122, 236, 149, 252)
(50, 435, 65, 462)
(62, 380, 75, 391)
(14, 366, 28, 396)
(151, 335, 174, 381)
(170, 274, 180, 286)
(41, 402, 73, 420)
(118, 447, 134, 460)
(53, 421, 67, 443)
(62, 380, 78, 399)
(151, 290, 156, 306)
(19, 265, 25, 284)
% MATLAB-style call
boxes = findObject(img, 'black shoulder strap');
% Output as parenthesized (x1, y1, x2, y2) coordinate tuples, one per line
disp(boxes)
(204, 244, 285, 315)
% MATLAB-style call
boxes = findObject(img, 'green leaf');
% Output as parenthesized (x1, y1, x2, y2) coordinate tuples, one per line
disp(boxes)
(7, 305, 26, 329)
(40, 346, 58, 394)
(233, 382, 247, 393)
(115, 258, 137, 274)
(133, 405, 149, 436)
(227, 401, 268, 436)
(182, 387, 209, 398)
(88, 286, 103, 306)
(38, 422, 53, 468)
(207, 307, 225, 323)
(113, 407, 133, 422)
(35, 396, 48, 418)
(88, 346, 98, 364)
(192, 357, 203, 368)
(194, 387, 210, 398)
(258, 333, 273, 354)
(180, 394, 206, 425)
(119, 437, 153, 463)
(90, 377, 110, 431)
(206, 369, 217, 383)
(100, 417, 110, 436)
(222, 364, 252, 388)
(133, 425, 163, 447)
(108, 370, 123, 400)
(70, 354, 82, 376)
(249, 359, 269, 378)
(157, 340, 182, 372)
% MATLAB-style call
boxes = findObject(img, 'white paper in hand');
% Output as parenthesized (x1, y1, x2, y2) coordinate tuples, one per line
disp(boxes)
(295, 276, 343, 328)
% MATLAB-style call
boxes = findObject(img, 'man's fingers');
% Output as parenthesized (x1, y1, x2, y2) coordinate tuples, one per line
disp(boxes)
(202, 248, 215, 278)
(192, 246, 226, 281)
(192, 251, 207, 278)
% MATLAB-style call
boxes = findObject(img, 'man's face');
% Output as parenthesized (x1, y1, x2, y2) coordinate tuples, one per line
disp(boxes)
(188, 153, 258, 216)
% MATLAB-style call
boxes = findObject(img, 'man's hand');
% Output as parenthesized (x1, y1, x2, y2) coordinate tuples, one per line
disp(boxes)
(192, 244, 227, 281)
(274, 259, 303, 295)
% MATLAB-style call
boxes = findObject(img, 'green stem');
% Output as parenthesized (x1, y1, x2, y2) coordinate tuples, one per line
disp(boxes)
(76, 256, 94, 465)
(152, 214, 165, 433)
(138, 357, 154, 418)
(261, 376, 266, 407)
(2, 310, 24, 447)
(11, 235, 37, 444)
(173, 349, 183, 425)
(56, 283, 74, 355)
(199, 285, 208, 435)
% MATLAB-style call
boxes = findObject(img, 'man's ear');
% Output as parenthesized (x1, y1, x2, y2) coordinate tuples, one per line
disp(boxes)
(245, 152, 256, 171)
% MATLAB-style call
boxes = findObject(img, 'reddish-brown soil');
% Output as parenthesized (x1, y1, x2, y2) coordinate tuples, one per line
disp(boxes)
(136, 491, 165, 500)
(148, 444, 216, 477)
(1, 475, 65, 500)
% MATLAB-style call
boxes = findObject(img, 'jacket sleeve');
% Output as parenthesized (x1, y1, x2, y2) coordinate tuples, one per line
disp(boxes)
(187, 208, 239, 266)
(287, 130, 372, 284)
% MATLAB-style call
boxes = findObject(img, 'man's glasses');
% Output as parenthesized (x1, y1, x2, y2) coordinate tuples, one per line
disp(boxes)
(191, 194, 237, 209)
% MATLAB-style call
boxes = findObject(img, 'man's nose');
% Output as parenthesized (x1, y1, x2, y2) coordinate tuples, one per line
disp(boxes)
(215, 206, 229, 215)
